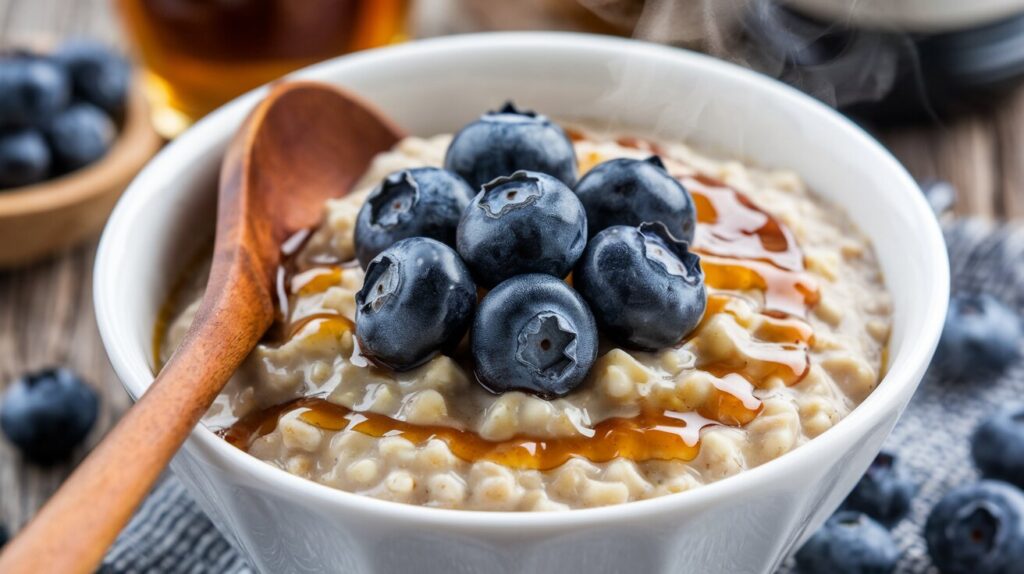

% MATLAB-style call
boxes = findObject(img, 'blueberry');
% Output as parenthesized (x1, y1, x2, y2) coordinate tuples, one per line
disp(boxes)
(934, 294, 1021, 380)
(0, 368, 99, 464)
(457, 170, 587, 288)
(472, 274, 598, 398)
(0, 55, 71, 128)
(972, 406, 1024, 489)
(925, 480, 1024, 574)
(46, 102, 116, 173)
(842, 450, 917, 527)
(355, 237, 476, 371)
(574, 222, 706, 350)
(920, 179, 956, 217)
(0, 523, 6, 548)
(355, 167, 474, 269)
(53, 40, 130, 119)
(444, 102, 578, 189)
(0, 128, 50, 188)
(795, 511, 900, 574)
(573, 155, 697, 242)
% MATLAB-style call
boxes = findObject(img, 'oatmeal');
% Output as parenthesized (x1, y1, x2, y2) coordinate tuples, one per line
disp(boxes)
(158, 130, 891, 511)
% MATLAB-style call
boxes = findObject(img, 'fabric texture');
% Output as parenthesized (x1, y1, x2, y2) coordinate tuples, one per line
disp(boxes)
(99, 478, 251, 574)
(101, 220, 1024, 574)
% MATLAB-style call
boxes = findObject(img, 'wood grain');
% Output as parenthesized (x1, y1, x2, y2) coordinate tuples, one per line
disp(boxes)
(0, 0, 1021, 563)
(0, 0, 127, 538)
(995, 88, 1024, 219)
(879, 114, 1002, 218)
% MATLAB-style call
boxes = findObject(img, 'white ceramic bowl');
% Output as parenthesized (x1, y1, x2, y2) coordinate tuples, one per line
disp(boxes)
(785, 0, 1024, 32)
(94, 33, 948, 574)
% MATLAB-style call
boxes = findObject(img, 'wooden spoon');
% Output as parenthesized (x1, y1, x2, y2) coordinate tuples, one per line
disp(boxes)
(0, 80, 406, 573)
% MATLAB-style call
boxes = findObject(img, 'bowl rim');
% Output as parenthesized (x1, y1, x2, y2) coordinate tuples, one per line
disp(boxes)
(94, 31, 949, 529)
(785, 0, 1024, 32)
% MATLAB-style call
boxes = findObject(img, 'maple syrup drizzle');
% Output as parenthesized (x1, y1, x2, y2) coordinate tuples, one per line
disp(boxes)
(220, 397, 732, 471)
(686, 174, 802, 271)
(694, 296, 810, 385)
(272, 228, 318, 330)
(286, 313, 354, 341)
(700, 255, 819, 319)
(701, 294, 814, 346)
(704, 344, 809, 386)
(267, 223, 359, 342)
(219, 135, 826, 468)
(682, 173, 820, 319)
(291, 265, 345, 296)
(701, 374, 763, 426)
(594, 135, 820, 319)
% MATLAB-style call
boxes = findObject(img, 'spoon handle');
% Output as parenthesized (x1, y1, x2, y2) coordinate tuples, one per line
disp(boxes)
(0, 281, 272, 574)
(0, 79, 405, 573)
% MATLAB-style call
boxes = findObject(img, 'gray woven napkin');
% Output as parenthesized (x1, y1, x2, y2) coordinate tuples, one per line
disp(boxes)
(98, 477, 250, 574)
(100, 219, 1024, 574)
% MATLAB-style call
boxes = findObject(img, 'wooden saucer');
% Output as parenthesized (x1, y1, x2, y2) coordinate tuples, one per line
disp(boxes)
(0, 77, 163, 268)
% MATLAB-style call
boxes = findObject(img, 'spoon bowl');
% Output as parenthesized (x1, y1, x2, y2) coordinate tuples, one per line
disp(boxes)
(225, 81, 406, 263)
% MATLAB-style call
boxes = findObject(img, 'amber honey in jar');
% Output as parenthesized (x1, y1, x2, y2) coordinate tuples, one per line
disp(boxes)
(115, 0, 409, 137)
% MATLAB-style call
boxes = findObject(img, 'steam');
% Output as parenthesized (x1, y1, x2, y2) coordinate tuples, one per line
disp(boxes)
(739, 1, 906, 107)
(577, 0, 929, 111)
(578, 0, 746, 52)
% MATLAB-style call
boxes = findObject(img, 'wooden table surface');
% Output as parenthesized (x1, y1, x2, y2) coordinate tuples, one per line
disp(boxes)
(0, 0, 1022, 540)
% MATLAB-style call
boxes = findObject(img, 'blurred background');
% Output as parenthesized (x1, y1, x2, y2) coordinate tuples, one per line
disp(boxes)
(0, 0, 1022, 572)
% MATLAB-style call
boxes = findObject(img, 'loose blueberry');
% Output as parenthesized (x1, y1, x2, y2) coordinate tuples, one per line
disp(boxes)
(0, 367, 99, 464)
(457, 170, 587, 288)
(574, 222, 706, 350)
(355, 167, 475, 269)
(53, 40, 130, 119)
(925, 480, 1024, 574)
(972, 406, 1024, 489)
(842, 450, 917, 527)
(0, 55, 71, 128)
(355, 237, 476, 371)
(920, 179, 956, 217)
(0, 128, 50, 188)
(444, 102, 578, 189)
(795, 511, 900, 574)
(934, 294, 1022, 380)
(472, 274, 598, 398)
(573, 155, 697, 242)
(46, 102, 116, 173)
